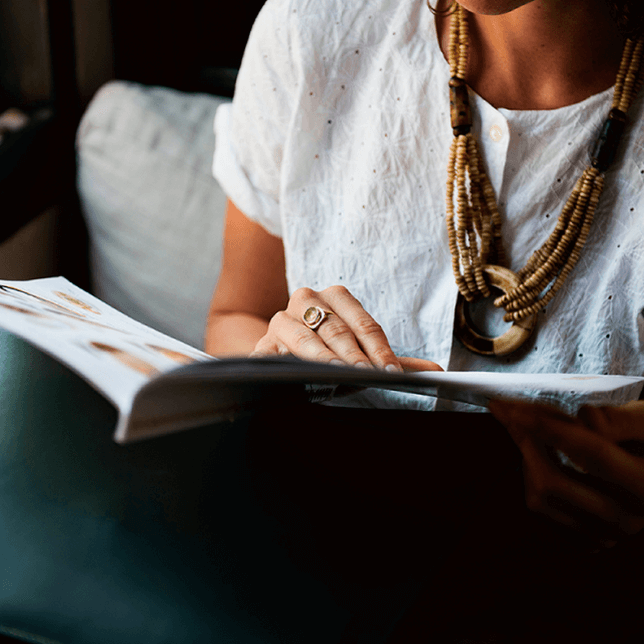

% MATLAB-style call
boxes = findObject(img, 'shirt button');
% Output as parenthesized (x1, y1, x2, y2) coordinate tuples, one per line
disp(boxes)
(489, 124, 504, 142)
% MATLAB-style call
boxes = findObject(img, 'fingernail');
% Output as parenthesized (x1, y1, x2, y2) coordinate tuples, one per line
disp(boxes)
(355, 361, 373, 370)
(385, 364, 403, 373)
(330, 359, 345, 367)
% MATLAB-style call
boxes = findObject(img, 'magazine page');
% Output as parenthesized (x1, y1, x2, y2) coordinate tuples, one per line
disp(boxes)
(116, 357, 644, 443)
(0, 277, 211, 413)
(1, 278, 643, 445)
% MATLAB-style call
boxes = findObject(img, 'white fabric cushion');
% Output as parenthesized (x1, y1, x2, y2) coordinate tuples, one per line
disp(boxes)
(76, 81, 230, 349)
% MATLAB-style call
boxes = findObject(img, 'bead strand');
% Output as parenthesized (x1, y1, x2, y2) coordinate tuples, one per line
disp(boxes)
(500, 169, 603, 319)
(445, 2, 644, 326)
(497, 168, 598, 312)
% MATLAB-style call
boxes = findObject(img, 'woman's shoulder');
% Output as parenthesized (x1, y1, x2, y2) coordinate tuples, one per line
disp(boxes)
(253, 0, 438, 60)
(256, 0, 376, 36)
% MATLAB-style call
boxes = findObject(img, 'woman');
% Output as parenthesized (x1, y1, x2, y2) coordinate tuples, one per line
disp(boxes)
(208, 0, 644, 634)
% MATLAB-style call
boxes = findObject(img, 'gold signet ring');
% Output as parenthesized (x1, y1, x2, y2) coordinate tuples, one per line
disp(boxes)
(303, 306, 333, 331)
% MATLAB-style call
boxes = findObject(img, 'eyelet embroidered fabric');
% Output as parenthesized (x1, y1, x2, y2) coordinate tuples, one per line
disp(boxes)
(213, 0, 644, 412)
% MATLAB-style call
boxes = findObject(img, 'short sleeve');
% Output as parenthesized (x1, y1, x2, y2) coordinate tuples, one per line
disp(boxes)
(212, 0, 299, 238)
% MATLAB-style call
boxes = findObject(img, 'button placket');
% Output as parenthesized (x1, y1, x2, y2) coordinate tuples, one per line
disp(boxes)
(472, 96, 510, 198)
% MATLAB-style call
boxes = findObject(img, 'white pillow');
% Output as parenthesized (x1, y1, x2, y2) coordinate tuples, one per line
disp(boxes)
(76, 81, 230, 349)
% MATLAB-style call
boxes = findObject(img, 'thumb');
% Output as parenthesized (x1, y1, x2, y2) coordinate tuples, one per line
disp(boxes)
(488, 399, 575, 452)
(578, 401, 644, 445)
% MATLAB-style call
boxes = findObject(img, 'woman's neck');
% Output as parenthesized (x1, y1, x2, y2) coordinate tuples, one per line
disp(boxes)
(436, 0, 625, 110)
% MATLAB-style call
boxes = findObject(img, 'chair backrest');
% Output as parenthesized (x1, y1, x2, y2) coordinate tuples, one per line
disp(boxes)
(76, 81, 231, 349)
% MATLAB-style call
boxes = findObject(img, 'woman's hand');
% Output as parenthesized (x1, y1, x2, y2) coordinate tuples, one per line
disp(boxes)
(489, 399, 644, 549)
(206, 202, 442, 371)
(251, 285, 442, 372)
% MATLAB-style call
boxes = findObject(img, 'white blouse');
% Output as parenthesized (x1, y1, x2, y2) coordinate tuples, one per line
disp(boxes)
(213, 0, 644, 410)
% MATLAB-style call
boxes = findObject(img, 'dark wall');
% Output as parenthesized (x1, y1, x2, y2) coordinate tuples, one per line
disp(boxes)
(0, 0, 263, 281)
(0, 0, 265, 111)
(109, 0, 266, 96)
(0, 0, 53, 109)
(0, 0, 113, 113)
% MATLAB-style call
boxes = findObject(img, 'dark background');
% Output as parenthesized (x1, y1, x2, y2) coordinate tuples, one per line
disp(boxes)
(0, 0, 265, 284)
(0, 0, 266, 110)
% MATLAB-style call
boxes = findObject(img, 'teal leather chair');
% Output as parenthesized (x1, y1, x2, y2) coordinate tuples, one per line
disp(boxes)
(0, 331, 439, 643)
(0, 331, 352, 643)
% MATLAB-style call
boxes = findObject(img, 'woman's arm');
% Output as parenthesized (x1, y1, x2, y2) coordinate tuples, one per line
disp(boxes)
(207, 200, 442, 371)
(205, 199, 289, 356)
(205, 199, 402, 367)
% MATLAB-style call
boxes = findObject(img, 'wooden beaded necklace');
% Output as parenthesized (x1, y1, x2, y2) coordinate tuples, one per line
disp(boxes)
(445, 3, 644, 356)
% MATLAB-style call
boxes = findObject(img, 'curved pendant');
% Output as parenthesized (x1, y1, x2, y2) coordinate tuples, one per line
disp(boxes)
(454, 265, 537, 356)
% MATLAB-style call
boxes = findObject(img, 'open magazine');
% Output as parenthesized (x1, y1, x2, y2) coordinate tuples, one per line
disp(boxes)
(0, 276, 642, 443)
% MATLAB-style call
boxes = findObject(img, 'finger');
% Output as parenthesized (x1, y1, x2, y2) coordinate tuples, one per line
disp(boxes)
(307, 312, 379, 368)
(541, 417, 644, 505)
(521, 451, 602, 550)
(489, 399, 574, 453)
(321, 285, 402, 371)
(522, 438, 644, 539)
(398, 356, 444, 372)
(491, 400, 644, 504)
(579, 402, 644, 444)
(491, 400, 644, 527)
(266, 310, 346, 365)
(250, 334, 290, 358)
(286, 288, 377, 367)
